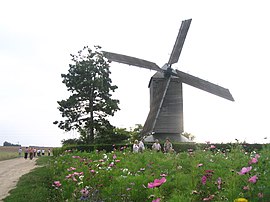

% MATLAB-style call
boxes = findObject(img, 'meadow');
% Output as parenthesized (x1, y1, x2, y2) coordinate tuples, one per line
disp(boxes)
(47, 143, 270, 201)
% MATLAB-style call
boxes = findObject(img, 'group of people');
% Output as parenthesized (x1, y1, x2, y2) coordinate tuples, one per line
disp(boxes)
(133, 138, 173, 153)
(19, 147, 51, 159)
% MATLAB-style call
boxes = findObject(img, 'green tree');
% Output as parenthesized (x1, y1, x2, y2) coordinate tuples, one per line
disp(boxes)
(129, 124, 143, 143)
(54, 46, 119, 144)
(95, 126, 130, 144)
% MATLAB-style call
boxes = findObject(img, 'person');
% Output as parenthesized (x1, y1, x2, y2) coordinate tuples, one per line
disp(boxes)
(24, 147, 28, 159)
(164, 138, 173, 153)
(37, 149, 41, 156)
(33, 148, 37, 157)
(48, 148, 51, 156)
(152, 139, 161, 152)
(133, 140, 139, 153)
(29, 147, 34, 160)
(41, 149, 45, 156)
(138, 139, 145, 152)
(18, 147, 22, 157)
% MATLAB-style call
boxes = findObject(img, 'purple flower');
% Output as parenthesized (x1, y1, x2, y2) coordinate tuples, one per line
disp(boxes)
(217, 177, 222, 189)
(148, 177, 166, 188)
(237, 166, 252, 175)
(201, 175, 207, 185)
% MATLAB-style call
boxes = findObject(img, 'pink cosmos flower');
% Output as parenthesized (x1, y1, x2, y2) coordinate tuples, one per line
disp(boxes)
(80, 188, 89, 197)
(237, 166, 252, 175)
(90, 169, 95, 173)
(148, 177, 166, 188)
(255, 154, 260, 159)
(72, 156, 81, 159)
(249, 158, 258, 164)
(197, 163, 203, 167)
(53, 181, 61, 187)
(113, 154, 117, 159)
(160, 173, 167, 177)
(201, 175, 207, 185)
(243, 186, 249, 190)
(115, 159, 120, 163)
(67, 167, 76, 171)
(152, 198, 161, 202)
(248, 175, 258, 183)
(65, 174, 72, 179)
(203, 195, 214, 201)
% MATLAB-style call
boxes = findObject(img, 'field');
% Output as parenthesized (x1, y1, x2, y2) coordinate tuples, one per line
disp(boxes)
(0, 146, 20, 161)
(47, 144, 270, 201)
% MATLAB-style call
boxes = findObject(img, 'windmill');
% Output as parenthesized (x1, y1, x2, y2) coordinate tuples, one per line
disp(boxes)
(103, 19, 234, 142)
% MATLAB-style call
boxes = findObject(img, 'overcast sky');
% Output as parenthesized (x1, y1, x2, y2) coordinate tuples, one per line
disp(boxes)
(1, 0, 270, 147)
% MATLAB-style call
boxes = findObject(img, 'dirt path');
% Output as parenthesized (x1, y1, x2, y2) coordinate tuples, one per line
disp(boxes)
(0, 157, 37, 201)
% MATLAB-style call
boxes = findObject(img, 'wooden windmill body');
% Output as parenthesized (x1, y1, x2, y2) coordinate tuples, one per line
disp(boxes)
(103, 19, 234, 142)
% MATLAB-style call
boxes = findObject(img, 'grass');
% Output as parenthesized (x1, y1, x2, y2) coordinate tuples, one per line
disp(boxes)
(3, 156, 53, 202)
(0, 146, 20, 161)
(0, 152, 18, 161)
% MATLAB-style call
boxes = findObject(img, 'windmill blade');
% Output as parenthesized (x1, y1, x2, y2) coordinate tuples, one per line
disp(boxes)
(102, 51, 163, 72)
(141, 77, 171, 136)
(175, 70, 234, 101)
(168, 19, 192, 65)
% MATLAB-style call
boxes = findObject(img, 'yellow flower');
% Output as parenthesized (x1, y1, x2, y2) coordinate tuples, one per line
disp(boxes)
(234, 198, 248, 202)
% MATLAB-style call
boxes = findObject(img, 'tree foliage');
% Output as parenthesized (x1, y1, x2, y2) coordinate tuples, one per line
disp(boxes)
(54, 46, 119, 143)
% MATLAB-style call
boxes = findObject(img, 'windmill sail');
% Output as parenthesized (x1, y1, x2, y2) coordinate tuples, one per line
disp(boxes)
(176, 70, 234, 101)
(168, 19, 192, 65)
(102, 51, 162, 72)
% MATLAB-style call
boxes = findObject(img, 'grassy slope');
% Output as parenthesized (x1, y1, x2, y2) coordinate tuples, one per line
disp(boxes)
(3, 157, 53, 202)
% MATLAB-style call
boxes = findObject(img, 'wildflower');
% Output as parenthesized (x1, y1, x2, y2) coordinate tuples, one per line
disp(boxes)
(66, 174, 72, 179)
(249, 157, 258, 164)
(148, 177, 166, 188)
(152, 198, 161, 202)
(90, 169, 95, 173)
(80, 188, 89, 201)
(258, 192, 263, 198)
(243, 186, 249, 190)
(234, 198, 248, 202)
(217, 177, 222, 189)
(201, 175, 207, 185)
(197, 163, 203, 167)
(67, 167, 76, 171)
(126, 187, 132, 191)
(113, 154, 117, 159)
(115, 159, 120, 163)
(255, 154, 260, 159)
(160, 173, 167, 177)
(52, 181, 62, 189)
(203, 195, 214, 201)
(72, 156, 81, 159)
(79, 175, 84, 181)
(237, 166, 252, 175)
(248, 175, 258, 183)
